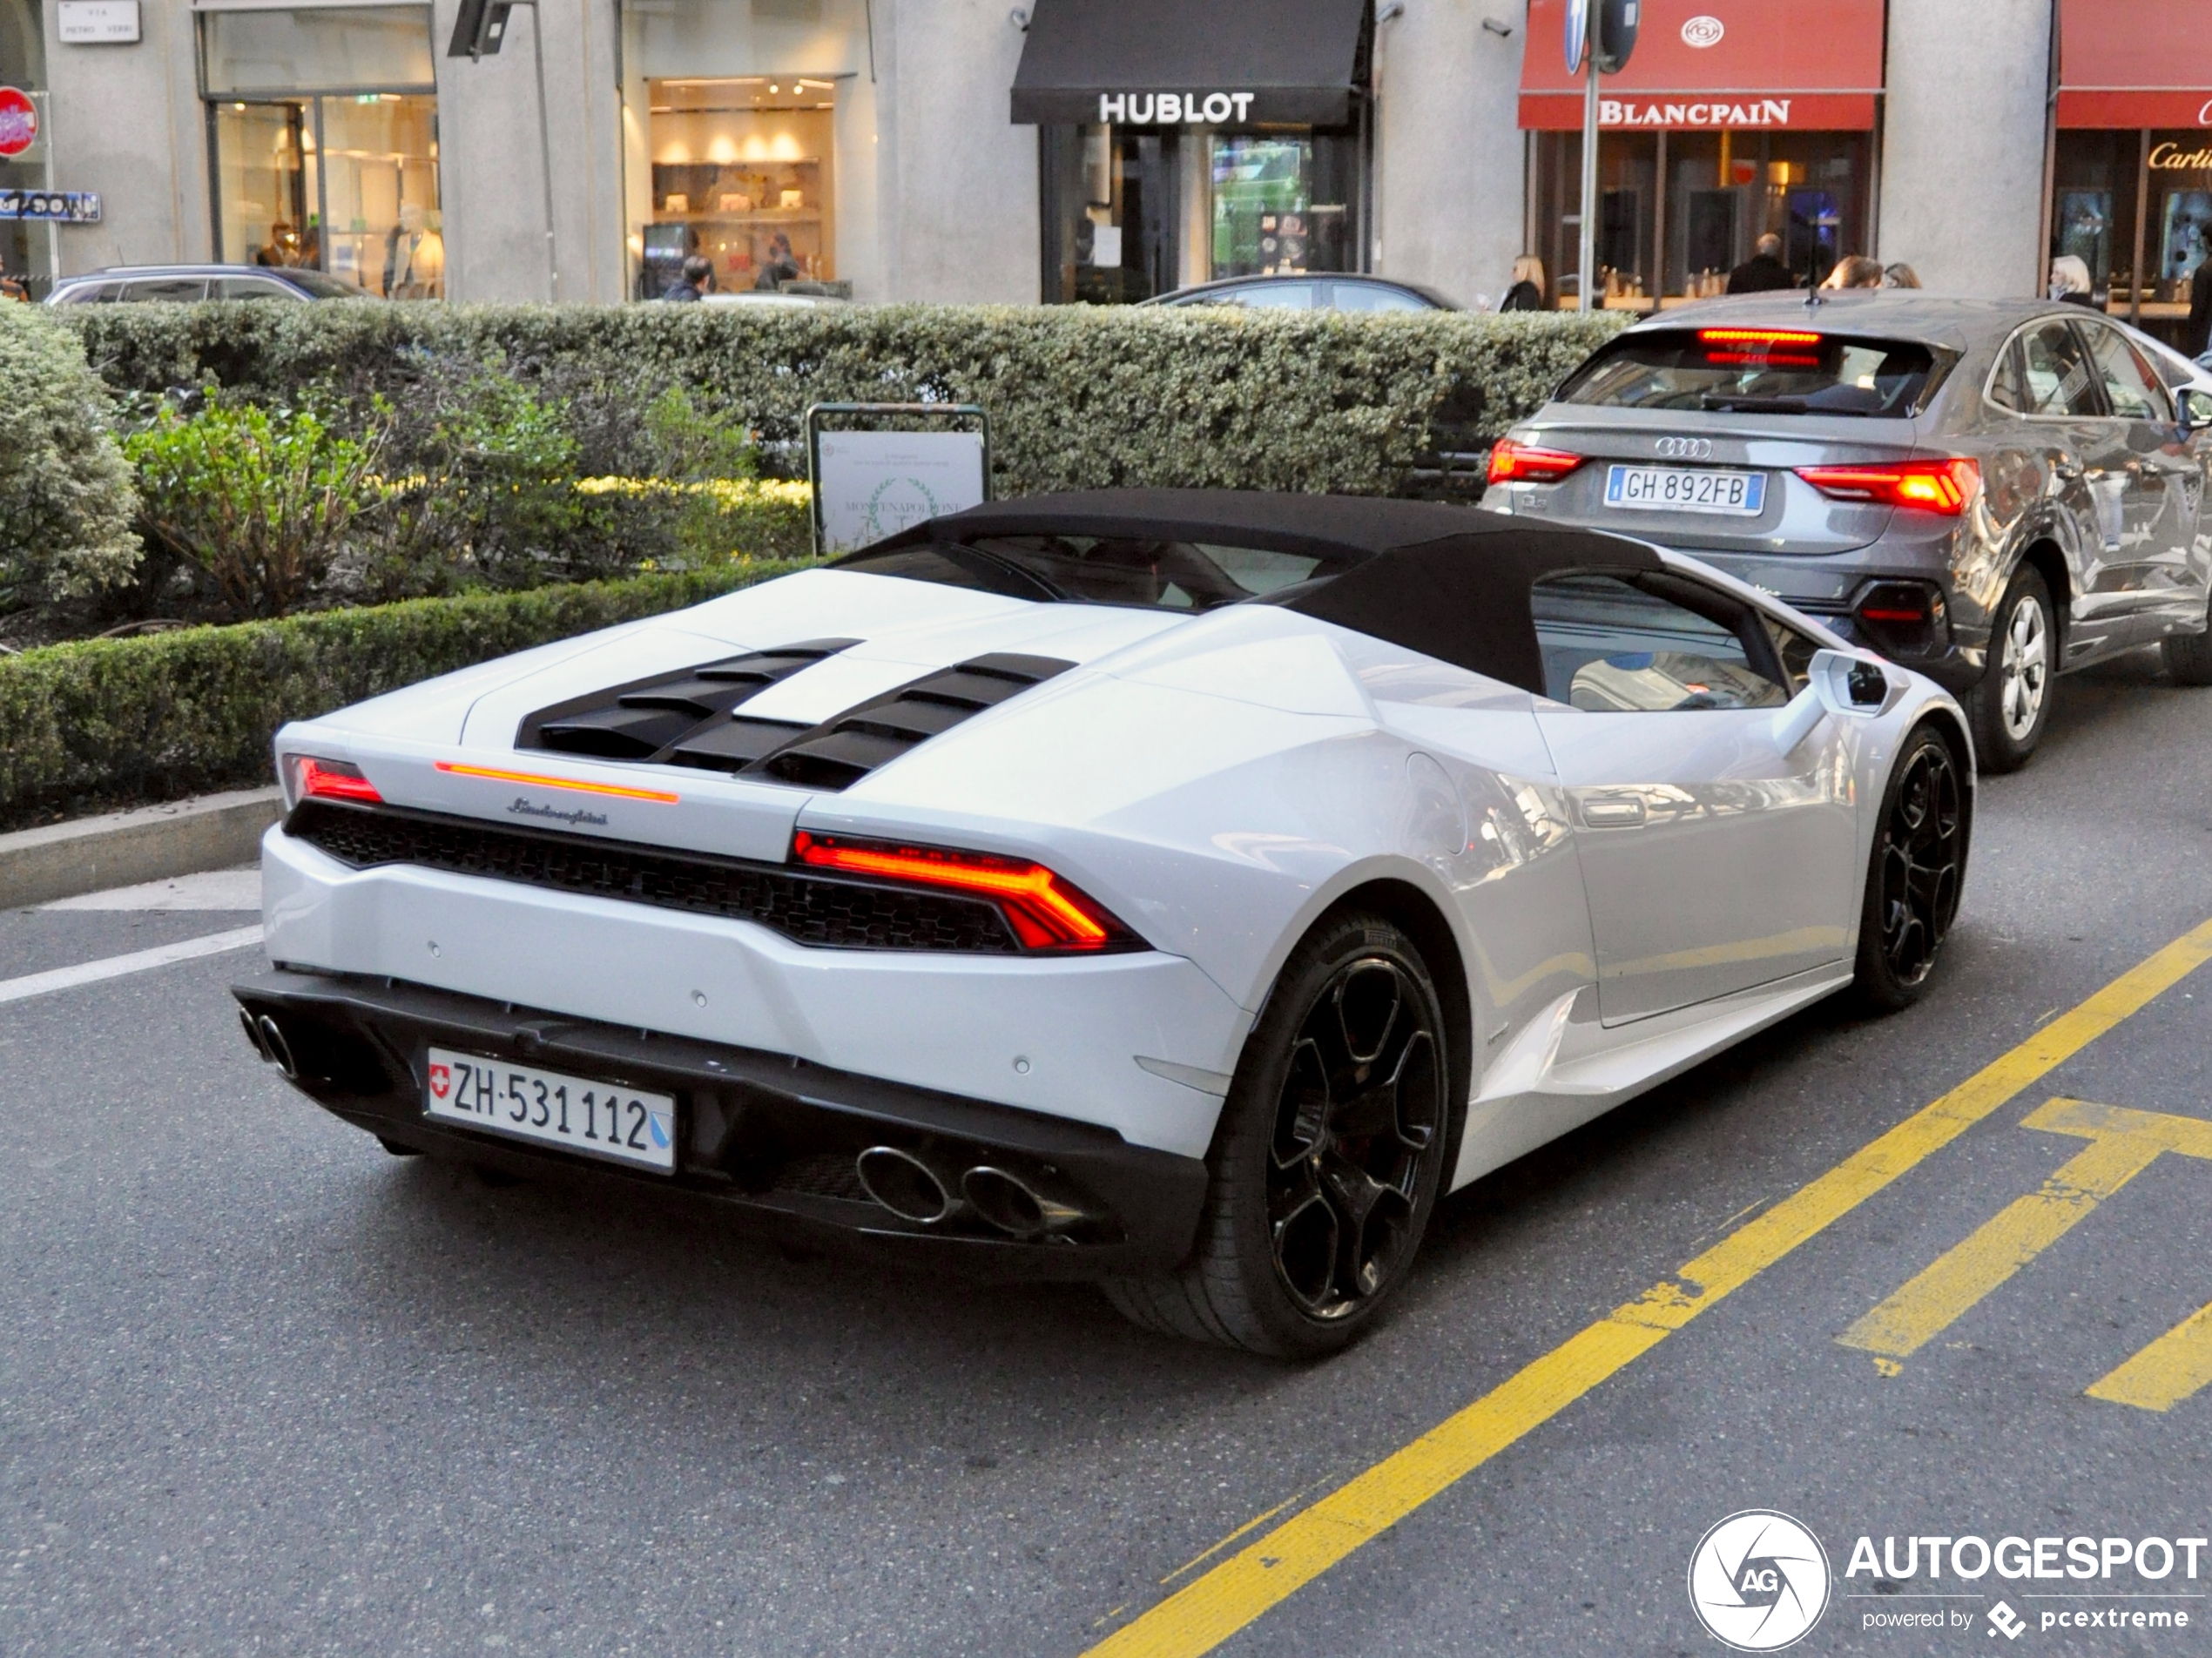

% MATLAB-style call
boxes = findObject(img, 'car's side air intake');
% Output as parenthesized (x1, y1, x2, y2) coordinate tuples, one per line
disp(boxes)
(516, 645, 1074, 792)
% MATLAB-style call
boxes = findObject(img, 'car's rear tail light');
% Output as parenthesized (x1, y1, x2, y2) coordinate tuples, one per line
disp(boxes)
(1697, 327, 1824, 367)
(1487, 437, 1588, 486)
(791, 831, 1137, 954)
(1852, 581, 1949, 655)
(289, 756, 382, 806)
(1794, 457, 1981, 515)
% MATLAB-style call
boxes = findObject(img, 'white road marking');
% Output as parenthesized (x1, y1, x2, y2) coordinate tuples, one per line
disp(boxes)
(43, 866, 261, 911)
(0, 927, 266, 1007)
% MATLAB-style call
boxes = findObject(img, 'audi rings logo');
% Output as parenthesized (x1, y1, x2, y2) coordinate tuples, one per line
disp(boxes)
(1688, 1512, 1831, 1651)
(1656, 435, 1715, 459)
(1682, 14, 1726, 47)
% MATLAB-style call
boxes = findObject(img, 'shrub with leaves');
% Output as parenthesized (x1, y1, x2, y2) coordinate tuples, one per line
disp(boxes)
(0, 304, 141, 613)
(124, 393, 384, 618)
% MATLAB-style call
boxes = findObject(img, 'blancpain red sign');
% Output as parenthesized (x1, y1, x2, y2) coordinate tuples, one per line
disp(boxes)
(1600, 96, 1792, 126)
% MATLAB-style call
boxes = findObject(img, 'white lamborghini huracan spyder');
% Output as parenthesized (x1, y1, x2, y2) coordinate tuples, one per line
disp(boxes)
(233, 491, 1972, 1355)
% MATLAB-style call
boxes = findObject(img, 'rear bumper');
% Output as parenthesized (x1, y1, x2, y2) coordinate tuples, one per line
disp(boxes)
(233, 967, 1211, 1277)
(1662, 547, 1988, 695)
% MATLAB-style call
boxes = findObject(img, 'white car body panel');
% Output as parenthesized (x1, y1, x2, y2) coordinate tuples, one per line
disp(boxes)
(259, 531, 1968, 1197)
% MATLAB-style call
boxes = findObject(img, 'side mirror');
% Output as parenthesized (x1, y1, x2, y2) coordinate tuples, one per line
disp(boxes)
(2182, 388, 2212, 436)
(1772, 648, 1898, 751)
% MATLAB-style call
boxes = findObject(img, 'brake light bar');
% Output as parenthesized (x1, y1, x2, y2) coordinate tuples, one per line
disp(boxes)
(291, 756, 383, 806)
(792, 831, 1136, 954)
(1487, 437, 1588, 486)
(1795, 457, 1981, 516)
(1698, 328, 1822, 346)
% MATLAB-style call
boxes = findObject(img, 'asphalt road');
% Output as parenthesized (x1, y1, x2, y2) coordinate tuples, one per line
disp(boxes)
(5, 652, 2212, 1658)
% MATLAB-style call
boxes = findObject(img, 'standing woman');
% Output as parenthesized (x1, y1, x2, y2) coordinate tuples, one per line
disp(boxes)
(1500, 256, 1547, 311)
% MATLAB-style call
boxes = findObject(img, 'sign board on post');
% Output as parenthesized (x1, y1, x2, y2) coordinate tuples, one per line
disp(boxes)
(0, 191, 101, 223)
(0, 87, 35, 158)
(57, 1, 141, 44)
(805, 404, 991, 557)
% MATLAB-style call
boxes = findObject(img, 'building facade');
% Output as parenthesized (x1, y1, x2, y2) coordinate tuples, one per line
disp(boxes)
(3, 0, 2204, 337)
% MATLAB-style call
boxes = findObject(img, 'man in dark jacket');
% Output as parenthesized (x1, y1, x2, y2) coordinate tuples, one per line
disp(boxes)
(1727, 233, 1796, 294)
(663, 255, 713, 302)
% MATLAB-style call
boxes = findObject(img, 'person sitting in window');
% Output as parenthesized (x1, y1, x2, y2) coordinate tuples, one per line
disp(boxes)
(753, 233, 800, 292)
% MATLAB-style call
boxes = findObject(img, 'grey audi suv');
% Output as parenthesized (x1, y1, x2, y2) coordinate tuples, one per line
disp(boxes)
(1483, 293, 2212, 769)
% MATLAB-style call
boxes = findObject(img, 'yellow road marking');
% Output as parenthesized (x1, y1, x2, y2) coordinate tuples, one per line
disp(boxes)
(1157, 1496, 1305, 1587)
(2090, 1299, 2212, 1412)
(1080, 918, 2212, 1658)
(1838, 1097, 2212, 1360)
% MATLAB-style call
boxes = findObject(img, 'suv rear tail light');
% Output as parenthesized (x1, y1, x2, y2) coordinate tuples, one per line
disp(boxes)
(791, 832, 1139, 954)
(1794, 457, 1980, 515)
(1487, 438, 1588, 486)
(1852, 581, 1949, 655)
(288, 756, 382, 806)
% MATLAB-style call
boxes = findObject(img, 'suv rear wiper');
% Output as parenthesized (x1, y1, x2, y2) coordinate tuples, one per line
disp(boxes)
(1697, 392, 1811, 413)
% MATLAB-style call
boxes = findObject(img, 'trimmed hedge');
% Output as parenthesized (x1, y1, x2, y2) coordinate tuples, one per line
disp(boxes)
(0, 560, 799, 830)
(0, 304, 139, 610)
(62, 302, 1627, 498)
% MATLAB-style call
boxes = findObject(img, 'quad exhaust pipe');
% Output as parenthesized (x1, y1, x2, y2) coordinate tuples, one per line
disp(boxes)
(239, 1008, 298, 1079)
(853, 1146, 1103, 1238)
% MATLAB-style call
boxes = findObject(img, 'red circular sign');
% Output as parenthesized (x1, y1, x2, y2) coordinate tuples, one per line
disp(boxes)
(0, 87, 35, 158)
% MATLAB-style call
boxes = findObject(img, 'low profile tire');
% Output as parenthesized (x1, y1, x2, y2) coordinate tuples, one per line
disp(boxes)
(1103, 911, 1452, 1358)
(1966, 566, 2055, 772)
(1853, 723, 1966, 1013)
(2161, 596, 2212, 687)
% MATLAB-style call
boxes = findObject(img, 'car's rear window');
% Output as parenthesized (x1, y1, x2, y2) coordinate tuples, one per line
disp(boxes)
(1557, 327, 1944, 417)
(834, 536, 1358, 610)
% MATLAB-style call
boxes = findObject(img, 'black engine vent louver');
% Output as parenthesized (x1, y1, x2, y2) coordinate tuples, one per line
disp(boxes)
(751, 653, 1076, 791)
(518, 640, 858, 761)
(516, 644, 1075, 792)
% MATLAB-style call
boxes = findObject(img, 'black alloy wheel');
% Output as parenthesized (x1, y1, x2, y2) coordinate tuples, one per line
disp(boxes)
(1103, 912, 1453, 1356)
(1264, 956, 1442, 1318)
(1854, 724, 1966, 1010)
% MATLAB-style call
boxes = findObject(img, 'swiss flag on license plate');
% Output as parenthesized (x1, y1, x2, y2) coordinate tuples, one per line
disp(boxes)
(428, 1062, 450, 1100)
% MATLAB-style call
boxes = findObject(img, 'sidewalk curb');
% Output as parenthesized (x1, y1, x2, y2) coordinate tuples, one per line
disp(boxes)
(0, 788, 282, 910)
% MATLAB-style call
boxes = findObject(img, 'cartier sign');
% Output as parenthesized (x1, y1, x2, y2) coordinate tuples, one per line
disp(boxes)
(2149, 139, 2212, 169)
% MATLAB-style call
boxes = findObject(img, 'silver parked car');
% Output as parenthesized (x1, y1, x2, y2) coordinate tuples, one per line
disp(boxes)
(1483, 293, 2212, 769)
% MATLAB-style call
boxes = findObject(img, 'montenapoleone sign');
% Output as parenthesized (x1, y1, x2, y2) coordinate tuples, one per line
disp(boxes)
(1097, 91, 1258, 125)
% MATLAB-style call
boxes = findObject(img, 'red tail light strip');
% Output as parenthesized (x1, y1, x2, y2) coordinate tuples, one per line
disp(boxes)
(792, 831, 1133, 953)
(1698, 327, 1822, 346)
(1795, 457, 1981, 516)
(1487, 437, 1588, 486)
(293, 757, 383, 805)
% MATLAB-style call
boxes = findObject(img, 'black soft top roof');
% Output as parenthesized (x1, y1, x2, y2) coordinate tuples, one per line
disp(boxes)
(879, 489, 1662, 695)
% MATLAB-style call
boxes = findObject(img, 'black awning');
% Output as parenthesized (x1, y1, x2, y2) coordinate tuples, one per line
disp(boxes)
(1010, 0, 1372, 128)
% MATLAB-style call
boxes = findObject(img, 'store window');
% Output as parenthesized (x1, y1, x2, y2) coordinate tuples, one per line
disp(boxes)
(1040, 121, 1367, 305)
(1531, 129, 1869, 309)
(618, 0, 875, 301)
(201, 6, 442, 296)
(2051, 130, 2212, 340)
(637, 77, 838, 300)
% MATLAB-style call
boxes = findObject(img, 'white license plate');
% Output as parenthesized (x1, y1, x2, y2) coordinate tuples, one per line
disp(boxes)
(1605, 464, 1768, 516)
(423, 1048, 676, 1173)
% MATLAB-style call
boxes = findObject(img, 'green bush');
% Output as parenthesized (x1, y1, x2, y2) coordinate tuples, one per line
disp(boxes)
(63, 301, 1626, 499)
(0, 305, 141, 613)
(0, 559, 799, 830)
(125, 393, 384, 617)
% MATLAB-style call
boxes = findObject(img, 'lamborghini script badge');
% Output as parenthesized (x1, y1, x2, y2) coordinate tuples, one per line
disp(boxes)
(507, 796, 610, 827)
